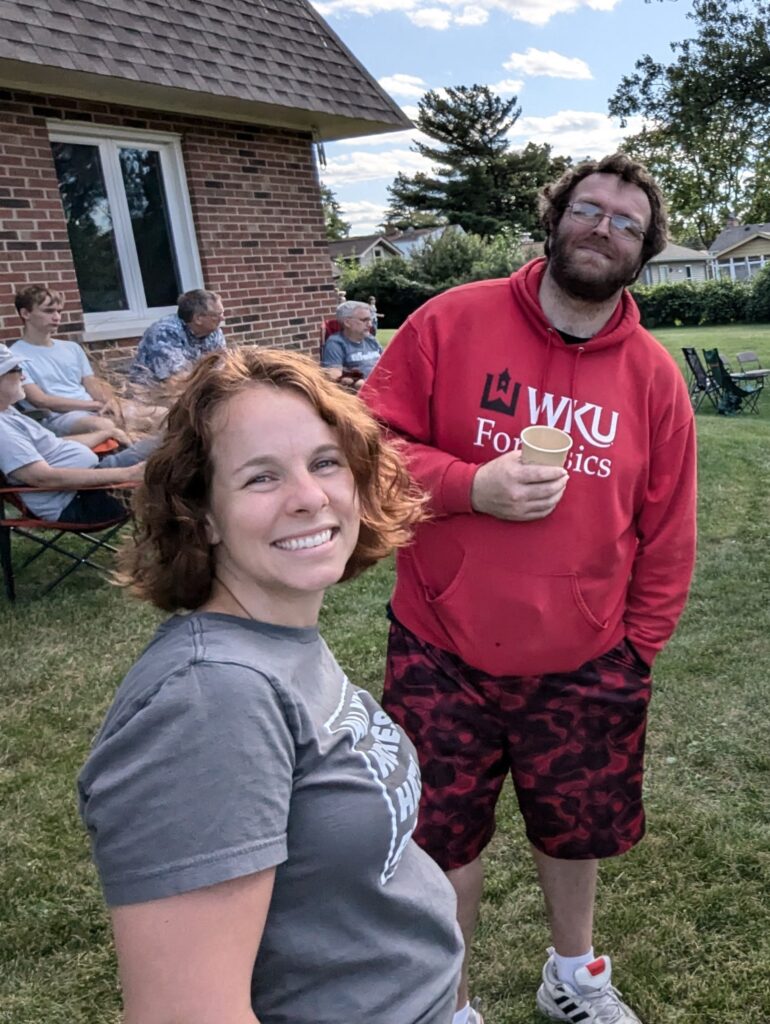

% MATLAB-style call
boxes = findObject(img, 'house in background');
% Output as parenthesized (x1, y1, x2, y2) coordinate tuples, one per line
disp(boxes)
(709, 220, 770, 282)
(639, 242, 710, 286)
(0, 0, 409, 361)
(328, 234, 402, 271)
(385, 224, 465, 258)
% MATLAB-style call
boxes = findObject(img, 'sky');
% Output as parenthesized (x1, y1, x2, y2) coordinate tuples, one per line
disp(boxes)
(314, 0, 696, 234)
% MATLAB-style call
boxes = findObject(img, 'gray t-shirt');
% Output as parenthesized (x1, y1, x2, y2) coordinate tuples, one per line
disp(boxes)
(0, 407, 97, 520)
(78, 614, 462, 1024)
(12, 337, 94, 403)
(322, 332, 383, 378)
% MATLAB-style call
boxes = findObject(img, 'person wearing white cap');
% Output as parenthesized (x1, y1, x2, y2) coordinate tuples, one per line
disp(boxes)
(0, 344, 151, 524)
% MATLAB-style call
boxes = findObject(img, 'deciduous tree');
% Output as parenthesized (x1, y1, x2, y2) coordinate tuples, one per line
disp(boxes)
(609, 0, 770, 247)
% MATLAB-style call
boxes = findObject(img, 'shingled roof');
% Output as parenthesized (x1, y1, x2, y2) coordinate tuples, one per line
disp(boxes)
(710, 222, 770, 256)
(0, 0, 411, 141)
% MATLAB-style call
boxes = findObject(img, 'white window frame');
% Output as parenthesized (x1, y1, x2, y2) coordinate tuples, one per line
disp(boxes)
(47, 120, 203, 342)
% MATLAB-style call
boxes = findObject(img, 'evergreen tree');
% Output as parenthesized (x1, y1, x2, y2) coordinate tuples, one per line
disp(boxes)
(385, 85, 564, 238)
(319, 185, 351, 241)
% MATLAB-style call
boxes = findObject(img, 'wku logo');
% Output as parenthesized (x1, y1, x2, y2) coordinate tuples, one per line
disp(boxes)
(480, 368, 619, 448)
(481, 368, 521, 415)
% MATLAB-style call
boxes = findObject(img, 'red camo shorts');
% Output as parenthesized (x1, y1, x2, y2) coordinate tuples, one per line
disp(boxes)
(382, 613, 653, 868)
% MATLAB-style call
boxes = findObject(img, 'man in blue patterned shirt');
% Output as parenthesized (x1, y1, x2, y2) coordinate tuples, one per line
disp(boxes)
(130, 289, 226, 382)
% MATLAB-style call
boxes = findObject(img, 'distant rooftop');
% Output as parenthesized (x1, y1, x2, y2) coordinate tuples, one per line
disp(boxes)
(710, 222, 770, 255)
(0, 0, 411, 140)
(649, 242, 710, 263)
(328, 234, 401, 259)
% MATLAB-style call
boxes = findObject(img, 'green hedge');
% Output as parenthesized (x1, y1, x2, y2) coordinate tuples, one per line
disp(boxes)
(342, 252, 770, 332)
(630, 277, 766, 329)
(338, 229, 524, 328)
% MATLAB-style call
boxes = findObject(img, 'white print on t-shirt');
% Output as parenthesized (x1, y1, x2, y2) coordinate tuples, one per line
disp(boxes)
(474, 416, 614, 478)
(325, 677, 421, 884)
(480, 373, 620, 448)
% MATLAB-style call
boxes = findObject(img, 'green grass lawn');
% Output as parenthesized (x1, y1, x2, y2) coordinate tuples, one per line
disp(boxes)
(1, 323, 769, 1023)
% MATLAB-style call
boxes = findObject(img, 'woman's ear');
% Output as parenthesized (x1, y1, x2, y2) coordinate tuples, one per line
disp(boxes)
(204, 512, 221, 546)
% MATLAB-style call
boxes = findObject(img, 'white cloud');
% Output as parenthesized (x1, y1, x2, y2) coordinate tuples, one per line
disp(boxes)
(454, 5, 489, 25)
(312, 0, 419, 15)
(337, 199, 389, 234)
(407, 7, 453, 28)
(485, 0, 618, 26)
(508, 110, 645, 159)
(321, 147, 432, 185)
(314, 0, 619, 27)
(489, 78, 524, 96)
(336, 127, 418, 147)
(378, 73, 429, 97)
(504, 47, 592, 79)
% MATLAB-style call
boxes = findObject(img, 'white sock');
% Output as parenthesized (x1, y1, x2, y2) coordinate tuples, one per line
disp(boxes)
(452, 1002, 470, 1024)
(553, 948, 595, 989)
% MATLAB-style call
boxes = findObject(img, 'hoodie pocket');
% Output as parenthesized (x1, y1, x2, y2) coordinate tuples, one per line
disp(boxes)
(425, 552, 620, 677)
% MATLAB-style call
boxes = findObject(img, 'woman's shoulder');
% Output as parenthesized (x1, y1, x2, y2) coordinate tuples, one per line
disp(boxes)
(100, 613, 328, 737)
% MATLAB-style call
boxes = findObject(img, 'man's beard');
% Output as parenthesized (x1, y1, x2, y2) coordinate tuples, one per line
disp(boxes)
(548, 228, 642, 302)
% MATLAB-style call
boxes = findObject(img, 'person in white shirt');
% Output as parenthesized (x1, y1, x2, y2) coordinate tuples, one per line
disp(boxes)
(12, 284, 161, 441)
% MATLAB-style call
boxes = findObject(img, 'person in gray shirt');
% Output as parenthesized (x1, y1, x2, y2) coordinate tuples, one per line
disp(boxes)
(322, 299, 383, 389)
(78, 347, 463, 1024)
(0, 344, 149, 523)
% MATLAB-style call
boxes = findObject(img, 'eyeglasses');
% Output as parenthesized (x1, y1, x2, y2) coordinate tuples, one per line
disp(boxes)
(567, 201, 646, 242)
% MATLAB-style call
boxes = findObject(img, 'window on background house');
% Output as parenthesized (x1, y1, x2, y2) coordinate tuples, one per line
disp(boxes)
(685, 265, 692, 280)
(747, 256, 764, 279)
(48, 122, 203, 341)
(733, 258, 749, 280)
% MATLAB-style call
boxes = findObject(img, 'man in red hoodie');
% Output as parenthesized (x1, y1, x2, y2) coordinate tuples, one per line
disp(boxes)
(362, 154, 696, 1024)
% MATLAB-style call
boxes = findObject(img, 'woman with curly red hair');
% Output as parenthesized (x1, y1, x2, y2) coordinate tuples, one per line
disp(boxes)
(78, 347, 462, 1024)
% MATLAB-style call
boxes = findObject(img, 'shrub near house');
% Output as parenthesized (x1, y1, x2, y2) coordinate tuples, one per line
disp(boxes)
(631, 277, 762, 328)
(341, 228, 524, 326)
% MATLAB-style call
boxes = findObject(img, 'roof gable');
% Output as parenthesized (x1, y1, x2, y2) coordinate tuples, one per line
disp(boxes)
(0, 0, 411, 140)
(713, 231, 770, 258)
(328, 234, 401, 260)
(710, 222, 770, 254)
(648, 242, 710, 263)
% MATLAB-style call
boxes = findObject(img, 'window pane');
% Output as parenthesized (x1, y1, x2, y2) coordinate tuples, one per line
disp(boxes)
(119, 148, 181, 308)
(51, 142, 128, 313)
(733, 260, 749, 280)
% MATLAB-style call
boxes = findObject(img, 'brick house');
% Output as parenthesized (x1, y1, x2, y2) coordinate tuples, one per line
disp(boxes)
(0, 0, 409, 362)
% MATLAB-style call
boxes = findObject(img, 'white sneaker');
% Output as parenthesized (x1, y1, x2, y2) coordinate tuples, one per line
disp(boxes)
(536, 948, 642, 1024)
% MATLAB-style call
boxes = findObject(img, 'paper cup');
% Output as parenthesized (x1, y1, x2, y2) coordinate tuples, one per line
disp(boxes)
(520, 425, 573, 467)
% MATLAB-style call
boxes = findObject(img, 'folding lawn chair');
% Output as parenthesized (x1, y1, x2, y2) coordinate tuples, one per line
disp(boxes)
(734, 350, 770, 382)
(681, 348, 719, 412)
(735, 350, 763, 371)
(0, 476, 135, 601)
(702, 349, 764, 415)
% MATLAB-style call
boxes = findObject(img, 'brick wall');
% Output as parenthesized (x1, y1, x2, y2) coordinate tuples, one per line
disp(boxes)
(0, 89, 338, 362)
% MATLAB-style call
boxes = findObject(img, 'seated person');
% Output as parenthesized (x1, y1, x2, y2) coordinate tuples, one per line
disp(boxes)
(321, 300, 383, 389)
(0, 345, 150, 525)
(129, 289, 226, 383)
(11, 284, 139, 444)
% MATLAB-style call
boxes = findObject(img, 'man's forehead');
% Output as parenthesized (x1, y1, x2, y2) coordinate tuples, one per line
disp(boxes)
(571, 173, 651, 220)
(38, 297, 63, 309)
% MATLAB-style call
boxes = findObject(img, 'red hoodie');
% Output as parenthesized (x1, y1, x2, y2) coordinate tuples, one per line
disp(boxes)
(362, 259, 696, 676)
